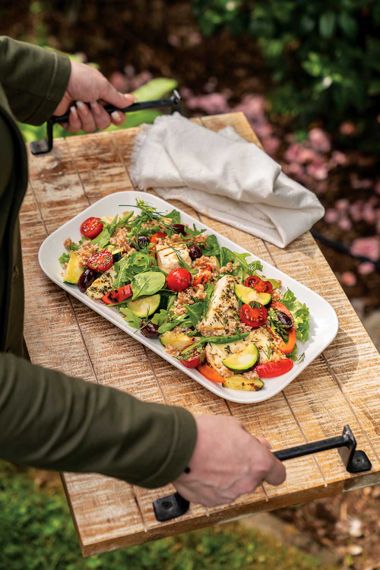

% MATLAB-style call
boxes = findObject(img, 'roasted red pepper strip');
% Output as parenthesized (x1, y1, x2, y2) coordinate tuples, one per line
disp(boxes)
(101, 284, 133, 305)
(198, 363, 225, 383)
(180, 355, 202, 368)
(244, 275, 273, 294)
(256, 358, 293, 378)
(277, 327, 297, 354)
(270, 301, 296, 354)
(150, 231, 167, 244)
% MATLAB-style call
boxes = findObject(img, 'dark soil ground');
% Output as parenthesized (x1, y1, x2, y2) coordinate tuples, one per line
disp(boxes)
(1, 2, 379, 568)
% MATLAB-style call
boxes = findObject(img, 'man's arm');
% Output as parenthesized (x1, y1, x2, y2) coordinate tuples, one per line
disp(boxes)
(0, 36, 71, 125)
(0, 36, 132, 128)
(0, 352, 197, 487)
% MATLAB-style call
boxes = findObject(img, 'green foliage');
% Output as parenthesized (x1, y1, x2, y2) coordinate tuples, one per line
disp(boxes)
(0, 462, 336, 570)
(193, 0, 380, 137)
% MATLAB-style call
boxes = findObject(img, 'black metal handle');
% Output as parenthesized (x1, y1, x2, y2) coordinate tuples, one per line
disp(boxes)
(153, 425, 372, 522)
(30, 89, 181, 156)
(50, 91, 181, 125)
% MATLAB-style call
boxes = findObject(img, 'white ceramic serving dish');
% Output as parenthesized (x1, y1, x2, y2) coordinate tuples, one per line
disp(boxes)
(39, 191, 338, 404)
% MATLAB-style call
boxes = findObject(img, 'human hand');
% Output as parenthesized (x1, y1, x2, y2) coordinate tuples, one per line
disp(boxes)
(173, 415, 286, 507)
(54, 60, 134, 133)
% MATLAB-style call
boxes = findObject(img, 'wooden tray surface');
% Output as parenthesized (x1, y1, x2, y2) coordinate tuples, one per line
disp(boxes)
(21, 113, 380, 556)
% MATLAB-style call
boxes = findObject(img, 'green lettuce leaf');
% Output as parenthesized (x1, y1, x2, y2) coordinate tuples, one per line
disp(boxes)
(281, 289, 310, 342)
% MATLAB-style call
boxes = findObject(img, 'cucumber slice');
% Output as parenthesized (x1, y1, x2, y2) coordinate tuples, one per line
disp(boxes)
(127, 294, 161, 318)
(160, 331, 194, 350)
(222, 343, 259, 371)
(235, 284, 271, 305)
(223, 375, 264, 391)
(63, 252, 83, 284)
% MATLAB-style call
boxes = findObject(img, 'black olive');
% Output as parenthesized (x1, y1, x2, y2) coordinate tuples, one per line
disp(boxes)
(78, 268, 99, 292)
(140, 321, 159, 338)
(188, 245, 202, 260)
(113, 252, 122, 262)
(172, 223, 186, 235)
(276, 310, 293, 330)
(137, 236, 150, 248)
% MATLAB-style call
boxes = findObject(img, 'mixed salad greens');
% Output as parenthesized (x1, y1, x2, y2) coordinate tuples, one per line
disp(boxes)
(59, 200, 310, 391)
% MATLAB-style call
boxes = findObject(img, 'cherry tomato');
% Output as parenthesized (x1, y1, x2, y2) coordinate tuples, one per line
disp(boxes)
(80, 217, 103, 239)
(244, 275, 273, 294)
(166, 268, 192, 291)
(256, 358, 293, 378)
(180, 355, 202, 368)
(87, 250, 114, 272)
(101, 284, 133, 305)
(239, 303, 268, 328)
(197, 363, 225, 383)
(150, 231, 167, 244)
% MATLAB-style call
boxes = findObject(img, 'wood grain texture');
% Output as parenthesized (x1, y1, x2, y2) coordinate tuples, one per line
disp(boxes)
(22, 113, 380, 556)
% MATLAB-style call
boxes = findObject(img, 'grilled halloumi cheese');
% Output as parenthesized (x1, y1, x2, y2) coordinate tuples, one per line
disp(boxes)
(199, 275, 240, 336)
(205, 328, 285, 377)
(156, 242, 191, 274)
(86, 268, 116, 300)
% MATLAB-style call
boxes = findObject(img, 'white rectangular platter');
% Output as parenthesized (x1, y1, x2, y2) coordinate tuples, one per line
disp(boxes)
(39, 191, 339, 404)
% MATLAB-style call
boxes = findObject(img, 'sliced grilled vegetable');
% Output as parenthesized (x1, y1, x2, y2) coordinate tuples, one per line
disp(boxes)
(150, 231, 167, 243)
(267, 278, 281, 290)
(277, 327, 297, 354)
(101, 284, 133, 305)
(180, 354, 203, 368)
(244, 275, 273, 294)
(256, 358, 293, 378)
(222, 343, 259, 371)
(63, 252, 84, 284)
(160, 331, 194, 350)
(197, 363, 225, 383)
(127, 294, 161, 318)
(223, 375, 264, 391)
(235, 283, 271, 305)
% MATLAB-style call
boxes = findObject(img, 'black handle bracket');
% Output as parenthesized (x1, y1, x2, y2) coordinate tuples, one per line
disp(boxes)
(152, 424, 371, 522)
(30, 89, 182, 156)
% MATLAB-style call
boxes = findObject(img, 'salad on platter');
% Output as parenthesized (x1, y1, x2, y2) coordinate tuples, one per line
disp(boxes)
(58, 199, 310, 392)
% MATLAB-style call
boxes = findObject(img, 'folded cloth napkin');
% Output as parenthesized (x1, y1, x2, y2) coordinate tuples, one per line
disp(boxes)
(130, 113, 324, 248)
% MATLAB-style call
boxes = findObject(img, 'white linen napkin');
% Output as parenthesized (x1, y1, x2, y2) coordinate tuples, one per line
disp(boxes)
(130, 113, 324, 248)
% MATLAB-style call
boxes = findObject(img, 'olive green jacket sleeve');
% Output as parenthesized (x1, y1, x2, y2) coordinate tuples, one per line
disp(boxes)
(0, 353, 196, 487)
(0, 36, 71, 124)
(0, 37, 197, 488)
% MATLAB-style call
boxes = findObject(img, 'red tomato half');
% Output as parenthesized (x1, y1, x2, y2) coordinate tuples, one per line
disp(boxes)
(150, 231, 167, 244)
(166, 268, 192, 291)
(80, 217, 103, 239)
(239, 303, 268, 328)
(244, 275, 273, 294)
(101, 285, 133, 305)
(256, 358, 294, 378)
(87, 250, 114, 272)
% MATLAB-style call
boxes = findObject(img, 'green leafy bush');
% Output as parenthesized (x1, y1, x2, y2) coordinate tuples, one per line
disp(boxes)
(193, 0, 380, 137)
(0, 462, 336, 569)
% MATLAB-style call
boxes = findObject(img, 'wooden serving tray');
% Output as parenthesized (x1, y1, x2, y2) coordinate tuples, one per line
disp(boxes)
(22, 113, 380, 556)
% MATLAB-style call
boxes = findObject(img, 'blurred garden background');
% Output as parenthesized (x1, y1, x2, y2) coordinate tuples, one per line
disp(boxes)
(1, 1, 379, 568)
